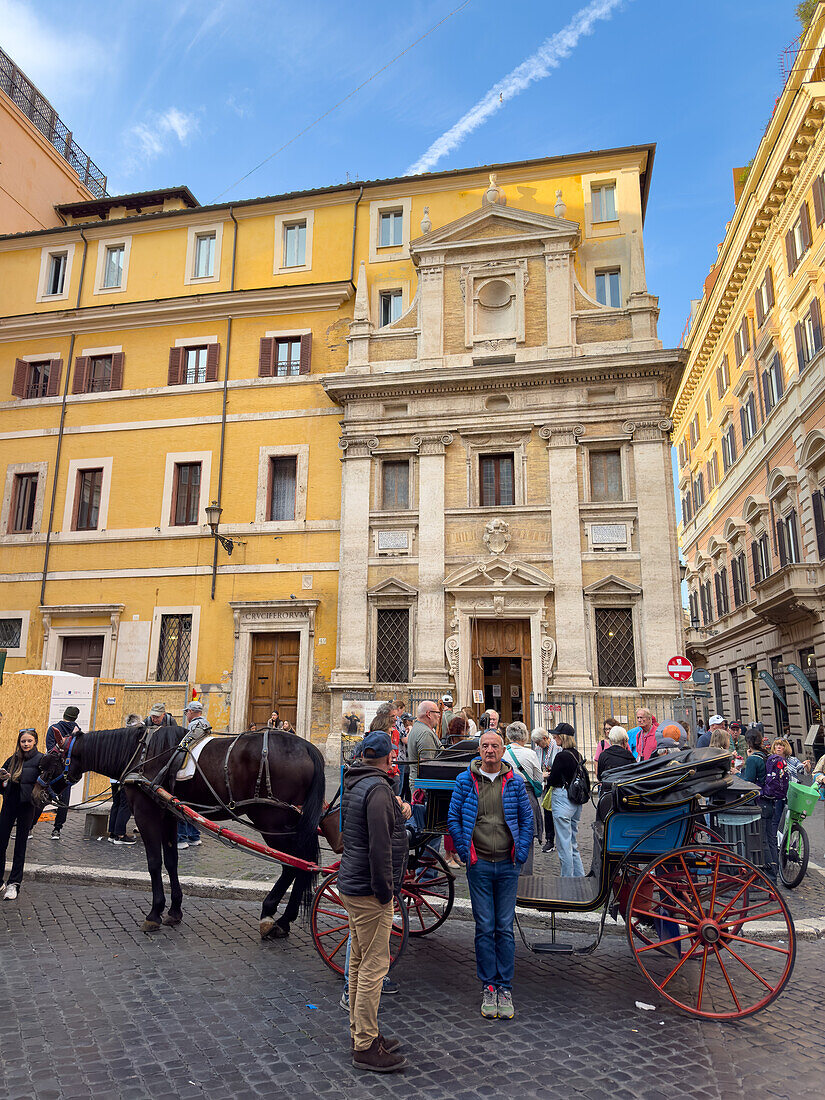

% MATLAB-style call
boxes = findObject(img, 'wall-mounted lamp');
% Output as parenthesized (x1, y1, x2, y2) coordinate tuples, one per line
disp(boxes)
(205, 501, 239, 555)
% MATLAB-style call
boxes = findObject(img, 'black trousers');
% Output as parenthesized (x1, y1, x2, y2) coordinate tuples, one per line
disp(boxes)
(53, 786, 70, 830)
(108, 783, 131, 837)
(0, 785, 35, 886)
(543, 808, 555, 846)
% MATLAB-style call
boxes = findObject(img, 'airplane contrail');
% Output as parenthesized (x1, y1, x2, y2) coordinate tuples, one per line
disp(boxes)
(406, 0, 628, 175)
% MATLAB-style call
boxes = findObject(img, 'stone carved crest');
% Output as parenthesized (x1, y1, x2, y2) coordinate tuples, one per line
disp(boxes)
(445, 634, 460, 682)
(493, 595, 505, 616)
(483, 517, 511, 555)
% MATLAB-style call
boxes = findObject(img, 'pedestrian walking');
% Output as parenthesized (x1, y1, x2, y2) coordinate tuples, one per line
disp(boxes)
(177, 700, 204, 849)
(337, 730, 408, 1073)
(0, 729, 44, 899)
(532, 728, 557, 853)
(504, 721, 543, 865)
(547, 723, 588, 878)
(447, 729, 533, 1020)
(45, 705, 82, 839)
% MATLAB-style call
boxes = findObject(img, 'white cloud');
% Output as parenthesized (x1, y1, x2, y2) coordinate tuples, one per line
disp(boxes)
(0, 0, 107, 103)
(124, 107, 198, 173)
(407, 0, 628, 175)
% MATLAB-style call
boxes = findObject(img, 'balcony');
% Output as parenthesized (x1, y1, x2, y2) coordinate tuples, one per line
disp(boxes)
(751, 562, 825, 625)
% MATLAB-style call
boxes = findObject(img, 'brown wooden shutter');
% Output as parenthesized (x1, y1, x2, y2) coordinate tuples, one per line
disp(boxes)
(109, 352, 124, 391)
(765, 267, 774, 309)
(786, 229, 797, 274)
(800, 201, 812, 250)
(814, 175, 825, 226)
(755, 287, 764, 327)
(259, 337, 275, 377)
(71, 470, 82, 531)
(795, 321, 805, 369)
(205, 343, 220, 382)
(265, 457, 274, 521)
(170, 465, 180, 525)
(811, 296, 823, 352)
(46, 358, 63, 397)
(299, 332, 312, 375)
(741, 316, 750, 352)
(72, 356, 89, 394)
(12, 359, 28, 398)
(168, 347, 185, 386)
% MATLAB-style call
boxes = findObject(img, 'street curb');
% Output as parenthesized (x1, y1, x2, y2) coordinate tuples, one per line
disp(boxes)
(26, 863, 823, 941)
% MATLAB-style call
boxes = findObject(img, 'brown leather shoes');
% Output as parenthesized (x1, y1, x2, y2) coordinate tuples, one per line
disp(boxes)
(351, 1034, 400, 1054)
(352, 1036, 406, 1072)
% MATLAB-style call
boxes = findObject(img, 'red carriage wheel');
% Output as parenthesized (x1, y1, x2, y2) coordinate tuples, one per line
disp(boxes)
(626, 845, 795, 1020)
(310, 872, 409, 976)
(401, 848, 455, 937)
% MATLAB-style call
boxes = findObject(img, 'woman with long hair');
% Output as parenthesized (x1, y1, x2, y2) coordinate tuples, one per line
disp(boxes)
(547, 723, 587, 878)
(0, 728, 45, 900)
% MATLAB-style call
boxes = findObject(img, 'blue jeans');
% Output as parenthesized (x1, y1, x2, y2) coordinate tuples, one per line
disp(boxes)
(466, 858, 521, 990)
(177, 819, 201, 843)
(551, 788, 584, 877)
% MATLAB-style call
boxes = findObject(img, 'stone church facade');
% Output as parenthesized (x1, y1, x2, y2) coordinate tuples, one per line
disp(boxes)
(325, 156, 687, 744)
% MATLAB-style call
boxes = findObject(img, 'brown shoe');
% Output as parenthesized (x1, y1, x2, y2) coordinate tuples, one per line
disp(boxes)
(352, 1036, 406, 1073)
(351, 1035, 401, 1055)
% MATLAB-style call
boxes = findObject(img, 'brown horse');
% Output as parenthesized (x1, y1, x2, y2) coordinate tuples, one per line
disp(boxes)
(32, 724, 326, 935)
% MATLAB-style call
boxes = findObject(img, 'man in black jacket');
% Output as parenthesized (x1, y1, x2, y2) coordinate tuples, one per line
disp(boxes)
(45, 706, 81, 839)
(338, 731, 408, 1074)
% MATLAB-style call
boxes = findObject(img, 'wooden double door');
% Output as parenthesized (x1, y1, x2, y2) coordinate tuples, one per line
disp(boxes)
(471, 618, 532, 725)
(247, 632, 300, 729)
(60, 635, 104, 678)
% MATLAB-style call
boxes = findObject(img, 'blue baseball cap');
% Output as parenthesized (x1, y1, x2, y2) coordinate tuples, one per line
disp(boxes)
(358, 731, 393, 758)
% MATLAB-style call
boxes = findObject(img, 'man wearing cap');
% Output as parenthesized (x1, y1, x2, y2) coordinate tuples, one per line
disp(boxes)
(143, 701, 177, 728)
(338, 730, 408, 1073)
(697, 715, 725, 749)
(177, 700, 204, 850)
(45, 706, 82, 840)
(440, 694, 456, 743)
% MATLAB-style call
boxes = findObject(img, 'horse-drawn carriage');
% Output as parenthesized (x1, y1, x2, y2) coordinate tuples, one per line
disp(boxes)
(35, 727, 795, 1021)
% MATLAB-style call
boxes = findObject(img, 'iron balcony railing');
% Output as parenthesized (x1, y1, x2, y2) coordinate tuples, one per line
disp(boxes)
(0, 46, 107, 198)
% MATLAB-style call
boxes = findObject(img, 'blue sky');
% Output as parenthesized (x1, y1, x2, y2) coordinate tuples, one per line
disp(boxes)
(1, 0, 802, 347)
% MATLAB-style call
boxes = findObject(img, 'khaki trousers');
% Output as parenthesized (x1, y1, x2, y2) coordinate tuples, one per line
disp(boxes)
(340, 893, 393, 1050)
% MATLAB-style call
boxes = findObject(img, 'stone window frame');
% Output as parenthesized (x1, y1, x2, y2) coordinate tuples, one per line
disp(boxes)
(273, 209, 314, 275)
(373, 449, 418, 513)
(461, 431, 530, 509)
(0, 609, 30, 657)
(370, 277, 411, 330)
(92, 235, 132, 296)
(184, 221, 224, 286)
(583, 440, 630, 503)
(461, 259, 527, 349)
(147, 605, 200, 683)
(1, 461, 48, 539)
(61, 456, 113, 537)
(367, 581, 417, 685)
(254, 443, 309, 529)
(368, 197, 412, 264)
(36, 241, 76, 303)
(584, 588, 643, 690)
(160, 451, 212, 534)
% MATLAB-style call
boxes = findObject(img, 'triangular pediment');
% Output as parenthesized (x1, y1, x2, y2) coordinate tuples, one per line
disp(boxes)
(583, 574, 642, 598)
(367, 577, 418, 598)
(411, 202, 579, 255)
(444, 557, 554, 592)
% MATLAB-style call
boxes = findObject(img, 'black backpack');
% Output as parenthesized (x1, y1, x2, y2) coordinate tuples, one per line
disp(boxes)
(566, 753, 591, 805)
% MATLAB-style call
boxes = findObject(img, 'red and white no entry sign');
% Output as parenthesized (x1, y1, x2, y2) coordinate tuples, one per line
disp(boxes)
(667, 655, 693, 682)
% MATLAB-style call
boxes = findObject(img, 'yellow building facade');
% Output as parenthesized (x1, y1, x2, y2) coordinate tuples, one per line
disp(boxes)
(0, 146, 683, 753)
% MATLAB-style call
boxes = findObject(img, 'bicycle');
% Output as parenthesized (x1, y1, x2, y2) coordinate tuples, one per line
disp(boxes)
(777, 779, 820, 888)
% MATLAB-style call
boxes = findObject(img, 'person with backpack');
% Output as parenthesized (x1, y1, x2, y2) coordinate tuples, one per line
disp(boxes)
(546, 723, 589, 878)
(742, 730, 777, 880)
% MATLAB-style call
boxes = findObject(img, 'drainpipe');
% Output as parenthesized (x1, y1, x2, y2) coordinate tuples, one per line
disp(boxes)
(40, 227, 88, 607)
(349, 185, 364, 289)
(211, 206, 239, 599)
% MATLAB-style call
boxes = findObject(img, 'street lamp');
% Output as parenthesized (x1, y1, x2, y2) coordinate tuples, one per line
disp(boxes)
(205, 500, 237, 555)
(690, 615, 700, 630)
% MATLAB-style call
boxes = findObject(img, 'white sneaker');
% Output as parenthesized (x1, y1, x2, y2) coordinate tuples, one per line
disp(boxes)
(189, 839, 202, 847)
(4, 884, 19, 901)
(177, 841, 189, 850)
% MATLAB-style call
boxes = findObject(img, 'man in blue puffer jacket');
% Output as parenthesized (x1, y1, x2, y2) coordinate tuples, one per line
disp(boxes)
(448, 729, 533, 1021)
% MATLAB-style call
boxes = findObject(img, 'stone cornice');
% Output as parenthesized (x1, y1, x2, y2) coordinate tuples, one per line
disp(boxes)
(0, 283, 354, 341)
(323, 348, 686, 404)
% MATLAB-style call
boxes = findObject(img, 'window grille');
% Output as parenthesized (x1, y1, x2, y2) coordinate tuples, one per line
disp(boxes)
(156, 614, 192, 681)
(595, 608, 636, 687)
(376, 609, 409, 683)
(0, 618, 22, 649)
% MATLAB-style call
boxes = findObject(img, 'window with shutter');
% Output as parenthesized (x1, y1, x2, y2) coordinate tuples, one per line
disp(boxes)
(777, 518, 788, 567)
(786, 228, 797, 275)
(168, 347, 185, 386)
(172, 463, 201, 525)
(758, 533, 771, 580)
(731, 557, 742, 607)
(8, 472, 38, 533)
(18, 360, 51, 399)
(589, 450, 622, 501)
(800, 201, 812, 251)
(814, 174, 825, 227)
(205, 343, 219, 382)
(184, 347, 208, 384)
(786, 510, 801, 563)
(87, 355, 113, 393)
(752, 541, 761, 584)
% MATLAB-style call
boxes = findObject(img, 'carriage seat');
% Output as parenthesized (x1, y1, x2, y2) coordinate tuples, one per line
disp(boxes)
(516, 873, 602, 911)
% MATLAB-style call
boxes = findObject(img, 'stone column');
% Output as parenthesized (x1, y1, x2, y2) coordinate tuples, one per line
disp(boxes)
(545, 241, 574, 355)
(332, 436, 376, 684)
(412, 433, 452, 681)
(417, 264, 444, 363)
(542, 424, 591, 687)
(626, 418, 683, 690)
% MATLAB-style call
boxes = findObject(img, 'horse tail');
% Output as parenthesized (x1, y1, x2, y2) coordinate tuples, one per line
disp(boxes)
(293, 740, 326, 917)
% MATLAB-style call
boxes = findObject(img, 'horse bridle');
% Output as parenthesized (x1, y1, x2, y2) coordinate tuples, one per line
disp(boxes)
(37, 729, 76, 797)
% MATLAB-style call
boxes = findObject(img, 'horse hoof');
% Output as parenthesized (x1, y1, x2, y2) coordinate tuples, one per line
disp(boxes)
(259, 918, 276, 939)
(163, 914, 182, 926)
(271, 922, 290, 939)
(141, 920, 162, 933)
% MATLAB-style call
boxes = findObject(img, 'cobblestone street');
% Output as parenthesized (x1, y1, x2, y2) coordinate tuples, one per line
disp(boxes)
(0, 879, 822, 1100)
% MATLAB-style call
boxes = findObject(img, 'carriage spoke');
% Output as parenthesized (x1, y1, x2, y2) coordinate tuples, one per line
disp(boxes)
(715, 873, 758, 922)
(316, 920, 349, 936)
(723, 934, 791, 956)
(717, 908, 784, 929)
(650, 878, 701, 924)
(695, 943, 709, 1011)
(678, 854, 706, 916)
(712, 944, 741, 1013)
(631, 906, 698, 928)
(719, 942, 776, 991)
(635, 931, 695, 953)
(708, 853, 720, 918)
(658, 936, 702, 989)
(326, 934, 348, 960)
